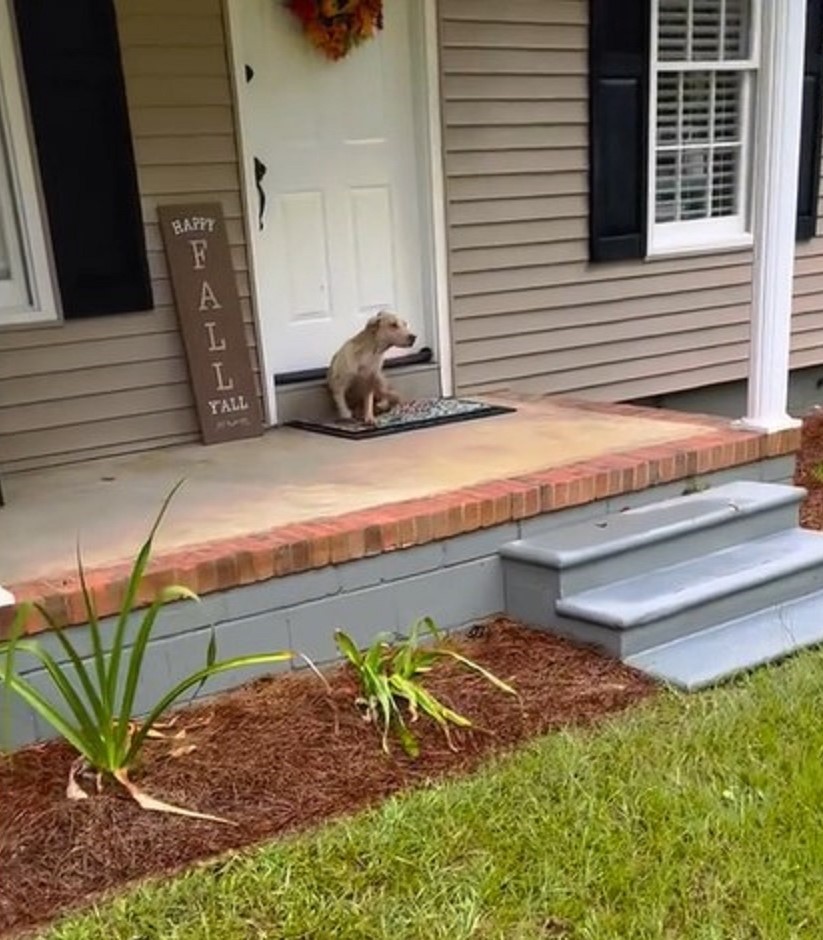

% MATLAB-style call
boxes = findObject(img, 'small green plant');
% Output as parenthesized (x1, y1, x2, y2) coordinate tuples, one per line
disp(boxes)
(335, 617, 516, 758)
(0, 482, 298, 822)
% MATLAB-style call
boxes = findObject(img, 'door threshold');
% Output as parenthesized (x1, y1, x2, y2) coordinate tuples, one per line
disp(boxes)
(274, 347, 434, 387)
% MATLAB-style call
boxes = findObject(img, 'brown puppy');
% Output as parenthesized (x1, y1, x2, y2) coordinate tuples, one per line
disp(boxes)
(327, 310, 416, 424)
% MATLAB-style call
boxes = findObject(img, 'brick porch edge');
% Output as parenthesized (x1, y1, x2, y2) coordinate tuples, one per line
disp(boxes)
(4, 401, 801, 636)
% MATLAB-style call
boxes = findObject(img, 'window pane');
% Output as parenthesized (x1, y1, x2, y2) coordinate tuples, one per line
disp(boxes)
(656, 73, 680, 145)
(655, 151, 680, 222)
(714, 73, 741, 141)
(691, 1, 721, 61)
(723, 0, 751, 59)
(711, 147, 739, 216)
(658, 0, 689, 60)
(0, 112, 31, 307)
(682, 72, 711, 142)
(658, 0, 751, 63)
(680, 149, 710, 219)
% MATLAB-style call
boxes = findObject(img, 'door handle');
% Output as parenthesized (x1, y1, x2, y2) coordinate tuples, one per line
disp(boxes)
(254, 157, 267, 231)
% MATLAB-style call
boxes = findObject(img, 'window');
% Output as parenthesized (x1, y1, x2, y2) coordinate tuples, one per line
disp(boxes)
(649, 0, 759, 254)
(589, 0, 822, 263)
(0, 0, 57, 326)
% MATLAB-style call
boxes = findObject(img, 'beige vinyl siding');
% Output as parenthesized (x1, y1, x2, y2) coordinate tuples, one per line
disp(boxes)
(440, 0, 823, 402)
(0, 0, 258, 473)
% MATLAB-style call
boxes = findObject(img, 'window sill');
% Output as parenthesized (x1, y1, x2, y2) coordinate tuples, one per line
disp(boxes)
(0, 308, 62, 331)
(645, 234, 753, 261)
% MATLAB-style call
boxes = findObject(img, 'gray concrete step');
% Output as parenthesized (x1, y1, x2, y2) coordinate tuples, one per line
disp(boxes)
(624, 590, 823, 690)
(553, 528, 823, 657)
(500, 481, 803, 596)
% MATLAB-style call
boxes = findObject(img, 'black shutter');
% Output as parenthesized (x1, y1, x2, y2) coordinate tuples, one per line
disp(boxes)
(589, 0, 651, 262)
(797, 0, 823, 241)
(13, 0, 151, 318)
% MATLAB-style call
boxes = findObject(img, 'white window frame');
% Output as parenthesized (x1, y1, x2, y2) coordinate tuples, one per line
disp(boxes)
(647, 0, 762, 257)
(0, 0, 58, 327)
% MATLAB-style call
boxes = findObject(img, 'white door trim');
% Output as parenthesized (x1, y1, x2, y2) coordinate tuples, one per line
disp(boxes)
(222, 0, 453, 419)
(222, 0, 278, 424)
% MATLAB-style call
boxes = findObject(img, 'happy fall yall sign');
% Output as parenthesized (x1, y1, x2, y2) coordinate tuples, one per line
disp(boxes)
(159, 203, 263, 444)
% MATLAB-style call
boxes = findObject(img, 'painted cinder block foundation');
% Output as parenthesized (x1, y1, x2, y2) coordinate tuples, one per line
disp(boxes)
(6, 454, 794, 749)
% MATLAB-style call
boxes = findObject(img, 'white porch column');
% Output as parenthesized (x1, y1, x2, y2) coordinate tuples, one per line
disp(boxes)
(741, 0, 807, 432)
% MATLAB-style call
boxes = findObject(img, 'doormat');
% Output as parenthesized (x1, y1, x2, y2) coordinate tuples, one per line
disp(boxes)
(288, 397, 516, 439)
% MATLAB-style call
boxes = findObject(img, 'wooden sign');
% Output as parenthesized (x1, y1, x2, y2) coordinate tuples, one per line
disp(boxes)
(158, 203, 264, 444)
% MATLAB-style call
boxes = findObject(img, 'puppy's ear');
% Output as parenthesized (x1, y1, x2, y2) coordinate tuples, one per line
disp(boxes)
(366, 312, 384, 334)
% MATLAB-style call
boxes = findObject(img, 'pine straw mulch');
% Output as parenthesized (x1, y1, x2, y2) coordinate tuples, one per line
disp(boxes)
(0, 618, 656, 938)
(795, 409, 823, 530)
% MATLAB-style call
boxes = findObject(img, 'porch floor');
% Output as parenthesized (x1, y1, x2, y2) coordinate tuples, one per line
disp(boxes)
(0, 395, 800, 630)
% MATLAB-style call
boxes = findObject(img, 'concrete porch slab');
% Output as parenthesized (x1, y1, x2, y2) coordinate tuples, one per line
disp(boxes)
(0, 396, 800, 634)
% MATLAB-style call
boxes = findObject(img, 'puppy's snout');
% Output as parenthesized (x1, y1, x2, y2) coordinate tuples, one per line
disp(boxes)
(406, 332, 417, 346)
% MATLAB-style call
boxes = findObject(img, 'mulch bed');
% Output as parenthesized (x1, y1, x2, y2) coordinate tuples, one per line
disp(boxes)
(795, 409, 823, 530)
(0, 618, 655, 937)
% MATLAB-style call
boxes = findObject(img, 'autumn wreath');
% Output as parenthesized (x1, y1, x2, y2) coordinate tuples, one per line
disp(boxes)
(286, 0, 384, 61)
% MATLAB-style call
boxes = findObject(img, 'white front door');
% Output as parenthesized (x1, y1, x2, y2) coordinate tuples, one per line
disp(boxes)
(235, 1, 431, 380)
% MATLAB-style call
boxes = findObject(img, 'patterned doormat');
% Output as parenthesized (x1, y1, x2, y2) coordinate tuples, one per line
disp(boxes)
(287, 397, 516, 440)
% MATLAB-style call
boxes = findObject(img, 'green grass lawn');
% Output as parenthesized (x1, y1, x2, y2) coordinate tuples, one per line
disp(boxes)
(48, 649, 823, 940)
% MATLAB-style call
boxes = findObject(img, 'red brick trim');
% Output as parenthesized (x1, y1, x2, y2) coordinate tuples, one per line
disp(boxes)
(3, 403, 801, 636)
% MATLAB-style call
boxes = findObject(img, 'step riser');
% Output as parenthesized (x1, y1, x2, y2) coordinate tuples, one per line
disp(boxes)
(557, 503, 800, 596)
(626, 591, 823, 690)
(505, 556, 823, 660)
(567, 562, 823, 658)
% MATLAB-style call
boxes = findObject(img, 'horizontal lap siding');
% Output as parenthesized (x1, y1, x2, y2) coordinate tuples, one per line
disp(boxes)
(0, 0, 258, 472)
(440, 0, 823, 402)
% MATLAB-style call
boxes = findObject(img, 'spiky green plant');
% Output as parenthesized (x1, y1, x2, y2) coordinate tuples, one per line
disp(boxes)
(0, 483, 296, 820)
(335, 617, 516, 758)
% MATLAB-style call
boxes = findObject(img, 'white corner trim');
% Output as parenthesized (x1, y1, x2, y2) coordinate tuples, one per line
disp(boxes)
(0, 586, 14, 608)
(222, 0, 278, 426)
(422, 0, 454, 398)
(744, 0, 806, 431)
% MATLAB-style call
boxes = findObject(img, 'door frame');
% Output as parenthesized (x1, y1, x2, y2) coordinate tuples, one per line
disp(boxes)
(223, 0, 453, 426)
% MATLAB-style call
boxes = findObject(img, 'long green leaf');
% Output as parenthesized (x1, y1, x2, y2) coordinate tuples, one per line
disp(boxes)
(334, 629, 364, 669)
(412, 681, 472, 728)
(115, 584, 198, 755)
(190, 623, 218, 703)
(9, 639, 106, 764)
(126, 650, 293, 764)
(418, 616, 444, 643)
(435, 649, 517, 696)
(106, 480, 186, 706)
(395, 720, 419, 758)
(51, 627, 106, 728)
(373, 675, 398, 754)
(76, 546, 110, 717)
(1, 673, 96, 764)
(364, 634, 392, 675)
(1, 603, 30, 753)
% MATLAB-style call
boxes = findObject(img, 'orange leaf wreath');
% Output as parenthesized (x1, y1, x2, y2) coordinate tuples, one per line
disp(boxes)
(286, 0, 384, 61)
